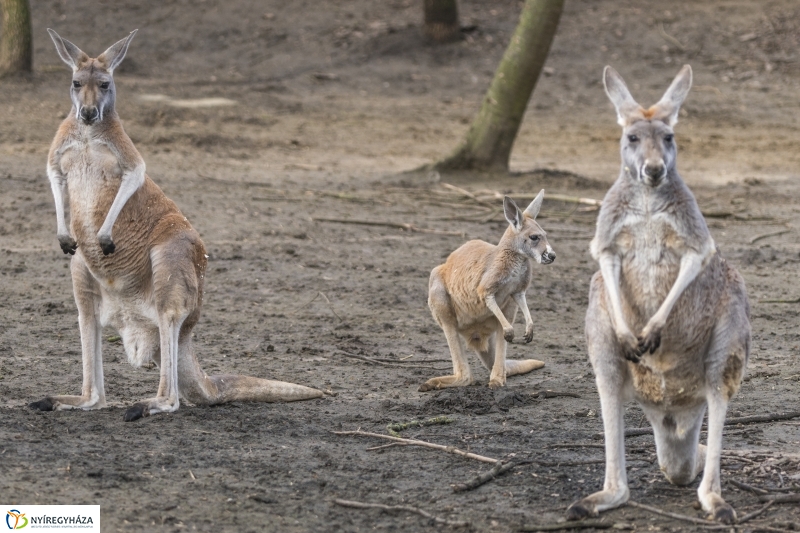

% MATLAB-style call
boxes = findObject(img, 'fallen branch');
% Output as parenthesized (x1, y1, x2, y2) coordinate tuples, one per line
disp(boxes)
(336, 351, 449, 370)
(626, 501, 715, 526)
(597, 411, 800, 438)
(290, 291, 343, 321)
(387, 416, 454, 437)
(758, 493, 800, 504)
(332, 429, 500, 464)
(451, 461, 515, 493)
(749, 228, 790, 245)
(730, 479, 769, 495)
(519, 519, 618, 531)
(313, 217, 464, 236)
(534, 390, 581, 399)
(534, 458, 605, 467)
(333, 498, 468, 528)
(440, 183, 493, 207)
(760, 297, 800, 304)
(658, 22, 686, 51)
(737, 499, 774, 524)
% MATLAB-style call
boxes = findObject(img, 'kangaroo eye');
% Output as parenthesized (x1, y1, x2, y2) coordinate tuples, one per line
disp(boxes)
(627, 134, 639, 143)
(664, 134, 674, 143)
(99, 82, 110, 90)
(72, 80, 81, 88)
(529, 235, 540, 243)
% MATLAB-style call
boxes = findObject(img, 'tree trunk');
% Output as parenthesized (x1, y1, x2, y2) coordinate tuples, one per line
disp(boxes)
(0, 0, 32, 77)
(423, 0, 460, 44)
(435, 0, 564, 172)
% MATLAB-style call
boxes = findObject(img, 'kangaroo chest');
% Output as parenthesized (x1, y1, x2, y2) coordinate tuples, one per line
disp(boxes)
(616, 212, 685, 315)
(61, 139, 122, 236)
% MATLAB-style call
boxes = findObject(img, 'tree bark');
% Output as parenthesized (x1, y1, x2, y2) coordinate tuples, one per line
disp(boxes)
(435, 0, 564, 172)
(0, 0, 33, 77)
(423, 0, 460, 44)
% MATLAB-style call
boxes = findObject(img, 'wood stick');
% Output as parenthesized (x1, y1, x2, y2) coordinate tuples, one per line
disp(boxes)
(519, 519, 616, 531)
(760, 297, 800, 304)
(534, 459, 605, 467)
(535, 390, 581, 399)
(749, 228, 790, 245)
(336, 351, 449, 370)
(600, 411, 800, 438)
(312, 217, 464, 236)
(440, 183, 494, 206)
(730, 479, 769, 495)
(758, 493, 800, 503)
(658, 22, 686, 51)
(737, 499, 774, 524)
(626, 501, 715, 526)
(317, 291, 343, 321)
(451, 461, 515, 493)
(332, 429, 500, 464)
(333, 498, 468, 527)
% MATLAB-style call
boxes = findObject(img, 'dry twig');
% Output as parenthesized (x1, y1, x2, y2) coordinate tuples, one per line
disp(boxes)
(451, 461, 515, 493)
(333, 498, 468, 527)
(600, 410, 800, 438)
(749, 228, 790, 245)
(336, 351, 449, 370)
(332, 429, 500, 464)
(312, 217, 464, 236)
(626, 500, 715, 526)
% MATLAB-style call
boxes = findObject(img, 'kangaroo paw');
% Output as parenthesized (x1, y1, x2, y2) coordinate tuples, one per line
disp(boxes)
(29, 397, 57, 411)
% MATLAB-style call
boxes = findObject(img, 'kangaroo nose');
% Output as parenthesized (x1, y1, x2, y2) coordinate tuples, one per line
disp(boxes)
(80, 106, 99, 123)
(644, 163, 664, 180)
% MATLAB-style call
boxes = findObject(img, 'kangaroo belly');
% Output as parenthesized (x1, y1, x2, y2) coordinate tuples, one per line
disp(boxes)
(629, 355, 707, 408)
(98, 287, 160, 367)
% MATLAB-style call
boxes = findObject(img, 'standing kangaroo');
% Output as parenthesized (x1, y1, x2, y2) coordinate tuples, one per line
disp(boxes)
(30, 30, 322, 422)
(420, 191, 555, 392)
(567, 66, 750, 523)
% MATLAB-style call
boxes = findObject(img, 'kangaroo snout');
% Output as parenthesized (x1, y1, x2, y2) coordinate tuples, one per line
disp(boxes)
(642, 160, 666, 184)
(541, 249, 556, 264)
(79, 105, 99, 124)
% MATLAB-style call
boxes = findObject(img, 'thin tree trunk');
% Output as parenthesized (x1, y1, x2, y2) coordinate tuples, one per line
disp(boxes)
(424, 0, 460, 44)
(0, 0, 33, 77)
(435, 0, 564, 172)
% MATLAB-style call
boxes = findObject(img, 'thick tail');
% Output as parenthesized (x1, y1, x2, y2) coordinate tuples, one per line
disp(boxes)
(210, 374, 323, 403)
(505, 359, 545, 376)
(178, 342, 322, 405)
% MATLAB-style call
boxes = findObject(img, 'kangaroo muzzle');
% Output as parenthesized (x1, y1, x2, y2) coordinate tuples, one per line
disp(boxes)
(541, 249, 556, 264)
(79, 105, 100, 124)
(642, 160, 666, 185)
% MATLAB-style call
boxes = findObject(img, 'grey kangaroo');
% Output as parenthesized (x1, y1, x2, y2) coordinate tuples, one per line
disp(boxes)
(30, 30, 322, 422)
(567, 65, 750, 523)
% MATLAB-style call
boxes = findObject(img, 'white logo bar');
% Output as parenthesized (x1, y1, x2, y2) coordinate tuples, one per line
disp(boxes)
(3, 506, 100, 531)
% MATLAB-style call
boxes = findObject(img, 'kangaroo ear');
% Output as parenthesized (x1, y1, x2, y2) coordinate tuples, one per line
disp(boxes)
(524, 189, 545, 220)
(603, 66, 642, 127)
(651, 64, 692, 126)
(98, 30, 138, 73)
(48, 29, 89, 71)
(503, 196, 524, 231)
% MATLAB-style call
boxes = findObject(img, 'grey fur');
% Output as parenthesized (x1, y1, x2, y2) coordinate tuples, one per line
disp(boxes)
(567, 65, 750, 524)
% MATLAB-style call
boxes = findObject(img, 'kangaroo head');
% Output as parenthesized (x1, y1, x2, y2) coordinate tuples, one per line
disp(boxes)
(503, 190, 555, 265)
(48, 29, 137, 125)
(604, 64, 692, 188)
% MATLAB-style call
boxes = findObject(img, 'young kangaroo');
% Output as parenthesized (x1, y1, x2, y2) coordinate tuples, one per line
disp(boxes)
(30, 30, 322, 422)
(567, 66, 750, 523)
(420, 191, 555, 392)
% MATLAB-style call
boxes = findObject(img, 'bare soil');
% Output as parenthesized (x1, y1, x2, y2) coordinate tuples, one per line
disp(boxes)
(1, 1, 799, 531)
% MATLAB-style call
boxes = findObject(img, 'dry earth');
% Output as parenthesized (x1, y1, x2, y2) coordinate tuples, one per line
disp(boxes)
(1, 0, 799, 531)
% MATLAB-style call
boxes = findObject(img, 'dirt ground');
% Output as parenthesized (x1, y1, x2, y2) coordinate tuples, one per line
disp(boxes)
(1, 0, 800, 531)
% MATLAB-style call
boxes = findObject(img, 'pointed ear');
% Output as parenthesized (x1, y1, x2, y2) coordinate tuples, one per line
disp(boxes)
(98, 30, 138, 73)
(524, 189, 545, 220)
(47, 29, 89, 71)
(603, 66, 642, 127)
(650, 64, 692, 126)
(503, 196, 524, 231)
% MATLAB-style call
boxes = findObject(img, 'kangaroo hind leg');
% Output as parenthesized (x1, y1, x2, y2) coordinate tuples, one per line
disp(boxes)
(420, 271, 472, 392)
(30, 254, 107, 412)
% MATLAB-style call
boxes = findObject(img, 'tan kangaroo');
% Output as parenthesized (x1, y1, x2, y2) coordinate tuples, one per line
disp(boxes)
(30, 30, 322, 422)
(420, 191, 555, 392)
(567, 65, 750, 523)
